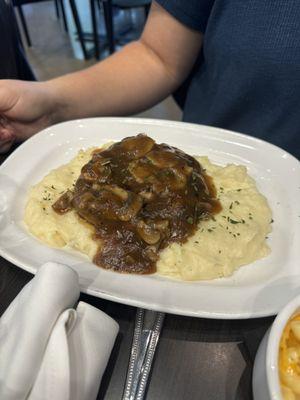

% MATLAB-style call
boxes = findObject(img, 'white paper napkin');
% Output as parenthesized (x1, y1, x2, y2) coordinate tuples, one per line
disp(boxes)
(0, 262, 119, 400)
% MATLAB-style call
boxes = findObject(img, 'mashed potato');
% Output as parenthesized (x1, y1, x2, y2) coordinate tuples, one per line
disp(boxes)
(24, 146, 272, 280)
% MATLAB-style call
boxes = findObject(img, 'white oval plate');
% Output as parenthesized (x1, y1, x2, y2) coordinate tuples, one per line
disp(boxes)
(0, 118, 299, 319)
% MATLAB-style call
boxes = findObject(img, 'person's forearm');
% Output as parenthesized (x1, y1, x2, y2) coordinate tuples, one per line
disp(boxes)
(0, 1, 202, 153)
(47, 40, 181, 122)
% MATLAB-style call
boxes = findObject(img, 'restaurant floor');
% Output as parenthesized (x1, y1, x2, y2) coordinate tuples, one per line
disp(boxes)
(18, 0, 182, 121)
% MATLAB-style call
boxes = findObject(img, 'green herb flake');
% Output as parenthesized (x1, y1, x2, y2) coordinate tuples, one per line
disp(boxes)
(229, 218, 239, 224)
(187, 217, 194, 224)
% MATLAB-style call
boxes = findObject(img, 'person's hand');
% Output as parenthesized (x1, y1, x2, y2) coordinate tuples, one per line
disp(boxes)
(0, 80, 59, 153)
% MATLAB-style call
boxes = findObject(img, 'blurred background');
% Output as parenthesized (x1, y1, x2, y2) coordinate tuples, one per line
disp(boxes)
(13, 0, 181, 120)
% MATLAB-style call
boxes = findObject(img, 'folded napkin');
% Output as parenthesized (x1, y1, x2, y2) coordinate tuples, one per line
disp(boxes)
(0, 262, 119, 400)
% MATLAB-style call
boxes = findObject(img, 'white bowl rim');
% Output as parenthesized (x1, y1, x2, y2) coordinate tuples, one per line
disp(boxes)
(266, 293, 300, 399)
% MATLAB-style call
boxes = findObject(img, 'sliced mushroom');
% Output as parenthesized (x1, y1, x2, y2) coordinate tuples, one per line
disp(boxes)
(142, 246, 159, 262)
(152, 219, 169, 231)
(90, 161, 111, 182)
(139, 189, 154, 201)
(72, 191, 95, 211)
(120, 134, 155, 159)
(118, 193, 143, 221)
(102, 184, 129, 201)
(80, 161, 99, 182)
(52, 190, 74, 214)
(73, 190, 120, 223)
(154, 168, 187, 191)
(128, 159, 153, 183)
(146, 148, 179, 168)
(182, 165, 193, 176)
(136, 220, 161, 244)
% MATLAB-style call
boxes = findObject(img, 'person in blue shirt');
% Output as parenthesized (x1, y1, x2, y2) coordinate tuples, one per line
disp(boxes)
(0, 1, 299, 159)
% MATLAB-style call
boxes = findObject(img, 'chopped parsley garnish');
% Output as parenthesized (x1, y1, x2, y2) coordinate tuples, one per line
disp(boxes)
(187, 217, 194, 224)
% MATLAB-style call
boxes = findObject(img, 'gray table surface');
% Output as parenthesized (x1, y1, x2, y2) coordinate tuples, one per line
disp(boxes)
(0, 150, 273, 400)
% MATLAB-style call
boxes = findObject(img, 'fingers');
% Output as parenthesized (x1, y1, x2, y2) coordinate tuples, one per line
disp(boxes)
(0, 127, 14, 141)
(0, 116, 14, 140)
(0, 139, 14, 154)
(0, 115, 16, 155)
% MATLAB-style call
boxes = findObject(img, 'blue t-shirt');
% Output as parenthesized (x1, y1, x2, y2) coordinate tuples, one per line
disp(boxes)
(156, 0, 300, 160)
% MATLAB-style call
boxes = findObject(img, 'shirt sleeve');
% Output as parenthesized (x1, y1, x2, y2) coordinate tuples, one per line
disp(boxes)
(155, 0, 215, 33)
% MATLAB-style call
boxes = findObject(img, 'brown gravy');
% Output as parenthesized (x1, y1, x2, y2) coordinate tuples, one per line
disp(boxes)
(52, 135, 221, 273)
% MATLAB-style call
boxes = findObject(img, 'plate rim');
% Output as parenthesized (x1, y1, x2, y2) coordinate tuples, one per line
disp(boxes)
(2, 116, 299, 169)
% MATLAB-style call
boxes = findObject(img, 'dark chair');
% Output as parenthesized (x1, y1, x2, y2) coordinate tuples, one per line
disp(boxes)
(13, 0, 68, 48)
(90, 0, 114, 59)
(113, 0, 150, 15)
(91, 0, 151, 59)
(0, 0, 35, 80)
